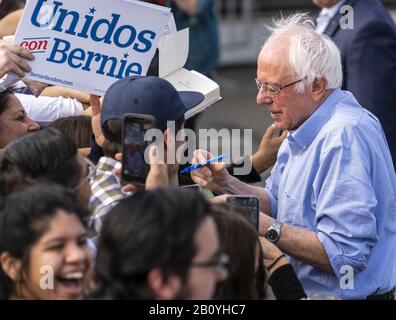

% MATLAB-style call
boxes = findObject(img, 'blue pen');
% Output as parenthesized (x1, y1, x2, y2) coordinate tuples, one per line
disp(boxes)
(180, 154, 228, 174)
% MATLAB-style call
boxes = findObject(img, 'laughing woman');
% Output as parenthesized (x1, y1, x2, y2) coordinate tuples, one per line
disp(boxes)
(0, 183, 93, 300)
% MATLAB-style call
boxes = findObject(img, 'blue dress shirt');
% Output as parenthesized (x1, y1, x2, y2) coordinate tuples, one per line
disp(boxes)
(265, 88, 396, 299)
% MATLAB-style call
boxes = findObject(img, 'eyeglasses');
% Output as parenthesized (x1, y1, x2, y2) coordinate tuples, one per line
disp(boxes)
(190, 253, 230, 270)
(255, 76, 308, 98)
(72, 157, 97, 192)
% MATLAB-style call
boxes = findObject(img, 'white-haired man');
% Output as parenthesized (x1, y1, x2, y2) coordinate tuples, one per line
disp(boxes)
(191, 14, 396, 299)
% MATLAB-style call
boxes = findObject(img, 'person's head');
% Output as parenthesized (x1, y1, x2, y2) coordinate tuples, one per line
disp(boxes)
(312, 0, 340, 9)
(93, 188, 228, 300)
(100, 76, 203, 159)
(257, 13, 342, 131)
(0, 90, 40, 148)
(0, 0, 25, 20)
(0, 9, 23, 39)
(49, 116, 93, 149)
(210, 203, 266, 299)
(0, 127, 93, 208)
(0, 183, 92, 300)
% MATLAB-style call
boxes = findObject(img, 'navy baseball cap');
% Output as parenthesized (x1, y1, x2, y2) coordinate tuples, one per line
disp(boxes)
(101, 76, 204, 136)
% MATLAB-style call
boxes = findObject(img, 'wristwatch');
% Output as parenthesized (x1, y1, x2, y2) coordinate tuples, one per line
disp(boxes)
(265, 220, 283, 243)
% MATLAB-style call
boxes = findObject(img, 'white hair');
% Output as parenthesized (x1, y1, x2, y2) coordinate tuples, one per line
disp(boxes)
(263, 13, 343, 93)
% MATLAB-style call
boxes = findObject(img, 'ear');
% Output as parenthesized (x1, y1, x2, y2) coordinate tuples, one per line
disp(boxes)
(0, 252, 22, 282)
(311, 77, 328, 102)
(147, 268, 182, 300)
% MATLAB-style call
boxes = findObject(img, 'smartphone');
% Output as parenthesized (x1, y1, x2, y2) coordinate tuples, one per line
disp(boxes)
(121, 113, 155, 185)
(226, 195, 259, 231)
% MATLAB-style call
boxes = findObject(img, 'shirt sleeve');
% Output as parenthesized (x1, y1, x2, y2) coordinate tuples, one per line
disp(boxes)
(264, 163, 281, 219)
(15, 94, 84, 123)
(314, 128, 378, 279)
(263, 141, 290, 219)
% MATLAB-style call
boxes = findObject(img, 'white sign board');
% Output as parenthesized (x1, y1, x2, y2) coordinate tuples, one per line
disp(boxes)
(14, 0, 172, 95)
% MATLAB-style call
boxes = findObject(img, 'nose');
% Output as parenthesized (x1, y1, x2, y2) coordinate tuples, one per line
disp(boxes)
(27, 117, 40, 131)
(257, 89, 273, 106)
(65, 243, 87, 265)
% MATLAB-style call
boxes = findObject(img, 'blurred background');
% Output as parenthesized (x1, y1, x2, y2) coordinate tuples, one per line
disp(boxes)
(196, 0, 396, 182)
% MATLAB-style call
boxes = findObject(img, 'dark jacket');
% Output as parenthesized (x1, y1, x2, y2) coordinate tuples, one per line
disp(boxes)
(323, 0, 396, 167)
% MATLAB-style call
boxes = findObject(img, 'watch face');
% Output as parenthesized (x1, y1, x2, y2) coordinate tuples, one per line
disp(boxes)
(266, 229, 279, 242)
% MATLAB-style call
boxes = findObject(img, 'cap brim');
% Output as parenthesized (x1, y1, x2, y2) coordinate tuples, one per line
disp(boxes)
(179, 91, 204, 111)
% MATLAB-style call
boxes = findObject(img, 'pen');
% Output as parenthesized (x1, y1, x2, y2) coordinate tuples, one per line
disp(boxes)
(180, 154, 228, 174)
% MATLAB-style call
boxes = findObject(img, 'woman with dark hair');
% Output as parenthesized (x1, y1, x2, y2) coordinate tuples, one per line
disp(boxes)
(210, 203, 266, 299)
(0, 90, 40, 148)
(0, 183, 93, 300)
(211, 203, 307, 300)
(92, 188, 228, 300)
(0, 127, 93, 208)
(49, 115, 93, 149)
(0, 0, 25, 20)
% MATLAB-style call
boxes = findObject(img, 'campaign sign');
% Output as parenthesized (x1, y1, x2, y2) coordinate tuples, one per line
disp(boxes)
(14, 0, 172, 95)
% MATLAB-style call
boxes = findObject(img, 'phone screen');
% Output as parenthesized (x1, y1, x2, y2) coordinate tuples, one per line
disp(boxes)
(227, 196, 259, 231)
(121, 115, 155, 185)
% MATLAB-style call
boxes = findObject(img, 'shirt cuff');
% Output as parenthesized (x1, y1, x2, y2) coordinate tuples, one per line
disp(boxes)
(317, 231, 368, 279)
(264, 188, 278, 219)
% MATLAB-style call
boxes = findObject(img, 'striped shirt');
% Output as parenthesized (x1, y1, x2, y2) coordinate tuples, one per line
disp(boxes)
(89, 156, 130, 237)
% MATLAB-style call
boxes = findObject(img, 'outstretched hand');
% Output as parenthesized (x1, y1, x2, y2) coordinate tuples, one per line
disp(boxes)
(252, 124, 287, 173)
(0, 40, 34, 78)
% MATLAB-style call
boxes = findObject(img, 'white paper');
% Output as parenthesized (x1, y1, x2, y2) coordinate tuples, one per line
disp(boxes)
(158, 28, 189, 78)
(123, 0, 171, 12)
(13, 0, 172, 95)
(158, 29, 221, 119)
(163, 15, 177, 35)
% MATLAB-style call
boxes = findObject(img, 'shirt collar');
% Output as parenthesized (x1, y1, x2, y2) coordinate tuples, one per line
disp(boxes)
(97, 156, 121, 174)
(319, 0, 347, 21)
(288, 88, 344, 151)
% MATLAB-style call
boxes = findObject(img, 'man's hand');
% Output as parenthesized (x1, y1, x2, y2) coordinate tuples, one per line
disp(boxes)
(190, 149, 231, 194)
(251, 124, 287, 174)
(90, 95, 105, 147)
(0, 40, 34, 78)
